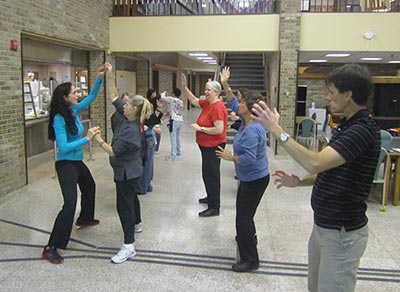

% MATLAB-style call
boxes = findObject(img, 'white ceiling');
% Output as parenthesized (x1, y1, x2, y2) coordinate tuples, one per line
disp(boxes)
(299, 51, 400, 64)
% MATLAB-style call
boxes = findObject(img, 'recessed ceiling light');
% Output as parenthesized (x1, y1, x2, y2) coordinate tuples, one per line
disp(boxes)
(309, 59, 328, 63)
(326, 53, 350, 57)
(388, 60, 400, 64)
(197, 57, 213, 60)
(360, 57, 382, 61)
(189, 53, 208, 57)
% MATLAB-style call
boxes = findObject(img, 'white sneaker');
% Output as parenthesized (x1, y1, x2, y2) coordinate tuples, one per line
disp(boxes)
(134, 223, 143, 233)
(111, 244, 136, 264)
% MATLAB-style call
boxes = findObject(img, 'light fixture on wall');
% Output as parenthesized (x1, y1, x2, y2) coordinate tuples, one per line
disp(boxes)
(364, 31, 375, 40)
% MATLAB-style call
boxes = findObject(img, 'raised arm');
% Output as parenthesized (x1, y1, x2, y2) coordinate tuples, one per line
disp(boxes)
(251, 101, 346, 174)
(219, 66, 235, 101)
(74, 64, 106, 113)
(180, 73, 199, 107)
(105, 62, 119, 103)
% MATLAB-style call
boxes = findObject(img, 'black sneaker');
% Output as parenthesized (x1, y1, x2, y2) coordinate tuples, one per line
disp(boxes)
(232, 260, 259, 272)
(75, 219, 100, 228)
(198, 208, 219, 217)
(198, 197, 208, 204)
(42, 246, 64, 264)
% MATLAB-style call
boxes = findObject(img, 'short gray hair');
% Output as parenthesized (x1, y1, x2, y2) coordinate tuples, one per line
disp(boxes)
(206, 81, 222, 95)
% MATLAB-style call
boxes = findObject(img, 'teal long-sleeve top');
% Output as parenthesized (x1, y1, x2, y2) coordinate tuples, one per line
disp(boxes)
(53, 77, 103, 161)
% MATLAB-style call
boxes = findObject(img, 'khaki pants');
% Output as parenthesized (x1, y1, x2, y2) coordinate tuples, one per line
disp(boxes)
(308, 223, 368, 292)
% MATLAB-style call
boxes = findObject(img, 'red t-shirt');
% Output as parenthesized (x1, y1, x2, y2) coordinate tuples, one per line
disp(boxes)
(196, 98, 228, 147)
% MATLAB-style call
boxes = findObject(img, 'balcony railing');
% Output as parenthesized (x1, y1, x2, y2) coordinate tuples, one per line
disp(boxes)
(113, 0, 279, 16)
(301, 0, 400, 13)
(112, 0, 400, 16)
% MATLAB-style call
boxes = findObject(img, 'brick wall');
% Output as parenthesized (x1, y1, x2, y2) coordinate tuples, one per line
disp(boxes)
(0, 0, 113, 197)
(298, 78, 327, 109)
(136, 60, 150, 97)
(276, 0, 302, 155)
(159, 71, 174, 93)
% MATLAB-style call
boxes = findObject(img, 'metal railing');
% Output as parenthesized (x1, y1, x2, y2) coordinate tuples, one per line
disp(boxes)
(113, 0, 279, 16)
(301, 0, 400, 13)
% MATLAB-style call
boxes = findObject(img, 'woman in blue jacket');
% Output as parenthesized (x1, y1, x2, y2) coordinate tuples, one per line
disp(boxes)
(137, 88, 163, 194)
(216, 91, 270, 273)
(42, 65, 106, 264)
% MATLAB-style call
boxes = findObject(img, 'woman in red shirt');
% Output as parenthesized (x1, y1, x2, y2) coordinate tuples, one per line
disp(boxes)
(180, 73, 228, 217)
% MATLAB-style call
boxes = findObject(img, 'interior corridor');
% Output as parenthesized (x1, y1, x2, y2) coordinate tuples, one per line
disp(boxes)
(0, 108, 399, 291)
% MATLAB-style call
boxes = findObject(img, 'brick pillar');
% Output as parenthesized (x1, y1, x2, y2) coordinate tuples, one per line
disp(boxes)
(88, 51, 106, 141)
(276, 0, 302, 156)
(136, 60, 150, 97)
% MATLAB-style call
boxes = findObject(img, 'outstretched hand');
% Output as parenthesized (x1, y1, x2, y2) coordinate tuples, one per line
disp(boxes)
(180, 73, 187, 87)
(272, 170, 300, 189)
(105, 62, 112, 73)
(97, 64, 107, 78)
(87, 126, 101, 140)
(219, 66, 230, 84)
(215, 145, 234, 161)
(189, 123, 201, 132)
(251, 101, 280, 131)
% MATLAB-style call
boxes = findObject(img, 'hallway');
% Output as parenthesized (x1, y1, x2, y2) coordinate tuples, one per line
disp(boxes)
(0, 108, 399, 291)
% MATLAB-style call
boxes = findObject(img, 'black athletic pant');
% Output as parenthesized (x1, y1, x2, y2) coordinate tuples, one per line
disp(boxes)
(115, 177, 140, 244)
(236, 175, 270, 263)
(48, 160, 96, 249)
(199, 143, 225, 210)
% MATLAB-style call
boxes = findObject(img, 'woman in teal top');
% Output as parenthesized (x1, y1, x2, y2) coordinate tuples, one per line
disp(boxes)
(42, 65, 106, 264)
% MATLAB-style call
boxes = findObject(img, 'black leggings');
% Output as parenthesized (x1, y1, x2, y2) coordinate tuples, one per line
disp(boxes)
(236, 175, 270, 263)
(199, 143, 225, 210)
(48, 160, 96, 249)
(115, 177, 140, 244)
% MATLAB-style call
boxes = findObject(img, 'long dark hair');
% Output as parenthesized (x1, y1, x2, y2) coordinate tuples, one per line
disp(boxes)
(48, 82, 77, 141)
(146, 88, 157, 110)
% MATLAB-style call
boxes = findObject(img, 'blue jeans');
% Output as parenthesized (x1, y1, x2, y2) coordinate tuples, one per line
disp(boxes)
(137, 135, 155, 193)
(155, 132, 161, 152)
(170, 120, 182, 159)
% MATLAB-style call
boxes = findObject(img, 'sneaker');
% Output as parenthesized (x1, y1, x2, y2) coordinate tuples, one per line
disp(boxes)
(42, 245, 64, 264)
(231, 260, 259, 273)
(134, 223, 143, 233)
(75, 219, 100, 228)
(111, 244, 136, 264)
(198, 197, 208, 204)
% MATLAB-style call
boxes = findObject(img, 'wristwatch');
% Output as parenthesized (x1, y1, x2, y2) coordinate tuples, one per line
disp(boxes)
(200, 127, 205, 132)
(279, 133, 290, 143)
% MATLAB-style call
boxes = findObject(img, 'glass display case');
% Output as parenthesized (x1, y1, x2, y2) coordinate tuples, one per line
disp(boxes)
(23, 80, 53, 120)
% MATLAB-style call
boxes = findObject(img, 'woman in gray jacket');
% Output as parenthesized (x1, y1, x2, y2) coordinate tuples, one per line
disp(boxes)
(94, 63, 151, 264)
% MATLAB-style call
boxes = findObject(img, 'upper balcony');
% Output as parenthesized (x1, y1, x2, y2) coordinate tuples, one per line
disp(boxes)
(113, 0, 279, 16)
(112, 0, 400, 17)
(303, 0, 400, 12)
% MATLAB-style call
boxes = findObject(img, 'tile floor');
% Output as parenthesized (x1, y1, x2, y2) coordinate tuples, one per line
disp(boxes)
(0, 108, 399, 291)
